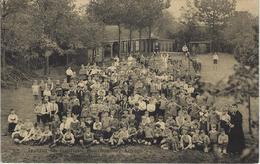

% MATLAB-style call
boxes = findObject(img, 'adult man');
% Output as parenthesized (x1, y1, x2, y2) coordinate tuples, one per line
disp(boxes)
(66, 67, 73, 83)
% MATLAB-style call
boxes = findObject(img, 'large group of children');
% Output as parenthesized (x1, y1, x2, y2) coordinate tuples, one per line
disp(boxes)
(8, 53, 236, 155)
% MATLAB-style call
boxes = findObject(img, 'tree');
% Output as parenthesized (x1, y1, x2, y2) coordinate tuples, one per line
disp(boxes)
(194, 0, 236, 51)
(219, 19, 258, 135)
(1, 0, 30, 78)
(138, 0, 171, 53)
(87, 0, 126, 57)
(178, 0, 201, 44)
(223, 11, 258, 63)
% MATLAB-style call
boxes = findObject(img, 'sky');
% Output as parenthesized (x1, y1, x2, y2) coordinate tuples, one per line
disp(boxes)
(75, 0, 259, 18)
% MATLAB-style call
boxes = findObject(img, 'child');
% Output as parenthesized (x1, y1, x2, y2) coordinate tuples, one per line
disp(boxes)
(109, 127, 128, 146)
(11, 127, 29, 144)
(62, 129, 75, 146)
(93, 117, 103, 144)
(49, 128, 63, 148)
(32, 80, 40, 100)
(180, 129, 193, 150)
(218, 129, 229, 154)
(144, 124, 154, 145)
(171, 131, 180, 152)
(160, 127, 173, 150)
(192, 129, 202, 149)
(199, 130, 210, 153)
(7, 109, 18, 134)
(81, 127, 95, 148)
(39, 125, 52, 145)
(24, 123, 42, 145)
(209, 124, 219, 152)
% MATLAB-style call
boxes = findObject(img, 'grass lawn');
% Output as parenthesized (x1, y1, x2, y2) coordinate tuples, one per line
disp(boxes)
(1, 53, 258, 163)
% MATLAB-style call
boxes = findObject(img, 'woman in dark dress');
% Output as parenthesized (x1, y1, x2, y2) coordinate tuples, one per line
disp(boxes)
(227, 104, 245, 154)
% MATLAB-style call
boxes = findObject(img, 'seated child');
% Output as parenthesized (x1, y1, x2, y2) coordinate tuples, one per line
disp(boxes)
(49, 128, 63, 148)
(171, 131, 180, 152)
(144, 124, 154, 145)
(11, 127, 29, 144)
(62, 129, 75, 146)
(102, 127, 113, 143)
(218, 129, 229, 154)
(93, 117, 103, 144)
(109, 127, 129, 146)
(39, 125, 52, 145)
(128, 125, 138, 144)
(153, 124, 164, 145)
(24, 123, 42, 145)
(192, 129, 202, 149)
(7, 109, 18, 134)
(199, 130, 210, 152)
(160, 127, 173, 150)
(81, 127, 95, 148)
(180, 129, 193, 150)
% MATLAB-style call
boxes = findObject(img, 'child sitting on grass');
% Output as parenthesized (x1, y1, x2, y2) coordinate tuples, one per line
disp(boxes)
(180, 129, 193, 150)
(39, 125, 52, 145)
(81, 127, 95, 148)
(109, 126, 129, 147)
(62, 129, 75, 146)
(7, 109, 18, 134)
(12, 126, 29, 144)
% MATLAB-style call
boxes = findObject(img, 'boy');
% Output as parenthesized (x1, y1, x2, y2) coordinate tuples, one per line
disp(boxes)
(49, 128, 63, 148)
(32, 80, 40, 100)
(12, 126, 29, 144)
(39, 125, 52, 145)
(192, 129, 202, 149)
(23, 123, 42, 145)
(199, 130, 210, 153)
(209, 124, 219, 152)
(81, 127, 95, 148)
(180, 129, 193, 150)
(171, 131, 180, 152)
(218, 129, 229, 154)
(144, 124, 154, 145)
(7, 109, 18, 134)
(62, 129, 75, 146)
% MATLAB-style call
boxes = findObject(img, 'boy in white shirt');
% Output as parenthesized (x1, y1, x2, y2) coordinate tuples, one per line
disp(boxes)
(8, 109, 18, 134)
(32, 80, 40, 100)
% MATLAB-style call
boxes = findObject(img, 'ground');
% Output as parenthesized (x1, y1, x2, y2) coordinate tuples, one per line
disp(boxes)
(1, 53, 259, 163)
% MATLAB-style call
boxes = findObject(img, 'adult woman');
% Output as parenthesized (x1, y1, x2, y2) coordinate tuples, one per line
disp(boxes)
(227, 104, 245, 154)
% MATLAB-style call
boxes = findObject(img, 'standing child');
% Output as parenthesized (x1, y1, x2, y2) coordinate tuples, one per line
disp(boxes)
(199, 130, 210, 153)
(209, 124, 219, 152)
(32, 80, 40, 100)
(7, 109, 18, 134)
(218, 129, 229, 154)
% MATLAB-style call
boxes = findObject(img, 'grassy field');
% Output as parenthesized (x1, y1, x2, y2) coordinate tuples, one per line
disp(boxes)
(1, 53, 259, 163)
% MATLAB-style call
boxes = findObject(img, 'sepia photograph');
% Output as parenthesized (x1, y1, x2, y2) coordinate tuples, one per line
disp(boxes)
(0, 0, 259, 163)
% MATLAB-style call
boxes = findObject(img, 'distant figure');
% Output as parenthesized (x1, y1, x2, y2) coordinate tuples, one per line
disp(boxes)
(66, 67, 73, 83)
(212, 52, 219, 70)
(32, 80, 40, 101)
(182, 44, 189, 58)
